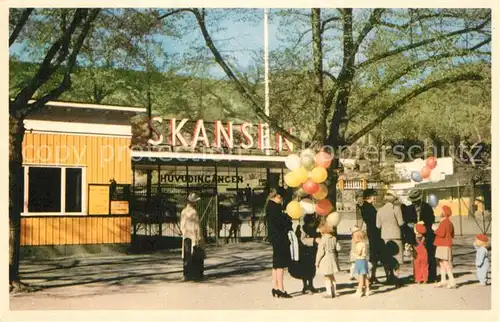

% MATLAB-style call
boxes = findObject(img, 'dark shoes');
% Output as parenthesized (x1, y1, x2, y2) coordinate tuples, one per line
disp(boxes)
(272, 289, 292, 298)
(301, 285, 319, 294)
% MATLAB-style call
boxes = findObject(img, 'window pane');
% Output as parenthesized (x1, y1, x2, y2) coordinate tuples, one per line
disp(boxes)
(28, 167, 61, 212)
(65, 168, 82, 212)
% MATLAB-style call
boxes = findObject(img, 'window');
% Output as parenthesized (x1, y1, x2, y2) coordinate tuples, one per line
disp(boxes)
(23, 166, 85, 215)
(65, 168, 83, 212)
(28, 167, 61, 212)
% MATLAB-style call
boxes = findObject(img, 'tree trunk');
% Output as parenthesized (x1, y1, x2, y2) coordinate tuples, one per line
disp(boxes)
(327, 167, 339, 211)
(9, 114, 25, 287)
(311, 8, 326, 143)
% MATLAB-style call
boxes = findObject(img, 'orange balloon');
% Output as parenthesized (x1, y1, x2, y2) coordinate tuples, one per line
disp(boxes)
(303, 179, 320, 195)
(315, 152, 333, 168)
(313, 184, 328, 200)
(315, 199, 333, 216)
(421, 166, 432, 179)
(426, 156, 438, 169)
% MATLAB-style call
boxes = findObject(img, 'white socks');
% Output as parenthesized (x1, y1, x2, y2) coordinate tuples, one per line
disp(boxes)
(325, 280, 332, 296)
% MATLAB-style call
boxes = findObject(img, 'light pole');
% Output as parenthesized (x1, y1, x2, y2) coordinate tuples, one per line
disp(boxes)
(264, 8, 270, 155)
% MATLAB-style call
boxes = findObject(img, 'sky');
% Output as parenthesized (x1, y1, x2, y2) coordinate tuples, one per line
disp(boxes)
(9, 9, 279, 79)
(10, 8, 490, 80)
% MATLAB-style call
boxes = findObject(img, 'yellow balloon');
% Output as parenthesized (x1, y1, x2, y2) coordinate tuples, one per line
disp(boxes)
(313, 184, 328, 200)
(286, 200, 304, 220)
(293, 167, 309, 184)
(310, 166, 328, 183)
(284, 172, 300, 187)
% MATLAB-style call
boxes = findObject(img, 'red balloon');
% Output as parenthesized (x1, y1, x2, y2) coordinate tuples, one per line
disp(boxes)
(315, 199, 333, 216)
(303, 179, 320, 195)
(426, 156, 438, 170)
(421, 166, 432, 179)
(315, 152, 333, 168)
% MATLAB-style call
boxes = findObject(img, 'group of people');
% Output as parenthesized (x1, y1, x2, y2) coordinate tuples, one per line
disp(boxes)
(265, 187, 491, 299)
(177, 188, 490, 298)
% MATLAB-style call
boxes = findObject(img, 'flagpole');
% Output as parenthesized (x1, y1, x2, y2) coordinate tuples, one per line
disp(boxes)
(264, 8, 270, 155)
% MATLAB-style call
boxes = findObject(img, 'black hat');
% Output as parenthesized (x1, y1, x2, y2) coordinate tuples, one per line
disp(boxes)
(362, 189, 377, 199)
(408, 189, 423, 202)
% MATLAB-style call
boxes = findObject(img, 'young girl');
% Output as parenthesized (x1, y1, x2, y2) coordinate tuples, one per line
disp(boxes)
(349, 226, 361, 280)
(434, 205, 456, 289)
(352, 230, 370, 297)
(315, 221, 341, 298)
(413, 223, 428, 284)
(474, 234, 490, 286)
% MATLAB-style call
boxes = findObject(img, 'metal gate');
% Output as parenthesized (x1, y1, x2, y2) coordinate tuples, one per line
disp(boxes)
(131, 184, 217, 249)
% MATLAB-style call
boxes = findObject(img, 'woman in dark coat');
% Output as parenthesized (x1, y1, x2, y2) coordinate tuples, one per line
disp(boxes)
(360, 189, 386, 284)
(266, 188, 293, 298)
(289, 213, 321, 294)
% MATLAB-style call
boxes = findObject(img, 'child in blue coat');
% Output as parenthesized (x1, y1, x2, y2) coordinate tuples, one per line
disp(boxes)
(474, 234, 490, 286)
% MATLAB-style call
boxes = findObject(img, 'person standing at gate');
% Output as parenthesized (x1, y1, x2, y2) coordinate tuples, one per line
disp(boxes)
(266, 188, 293, 298)
(245, 184, 252, 204)
(407, 189, 437, 283)
(360, 189, 385, 285)
(180, 193, 204, 281)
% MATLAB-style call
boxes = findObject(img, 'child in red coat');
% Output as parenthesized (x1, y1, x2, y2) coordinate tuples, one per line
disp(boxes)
(434, 205, 456, 288)
(413, 223, 428, 284)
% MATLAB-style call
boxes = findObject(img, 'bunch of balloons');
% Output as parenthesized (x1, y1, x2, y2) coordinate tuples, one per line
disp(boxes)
(284, 149, 334, 220)
(411, 156, 441, 183)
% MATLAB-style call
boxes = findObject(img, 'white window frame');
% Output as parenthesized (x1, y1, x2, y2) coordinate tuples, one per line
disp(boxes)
(22, 164, 87, 216)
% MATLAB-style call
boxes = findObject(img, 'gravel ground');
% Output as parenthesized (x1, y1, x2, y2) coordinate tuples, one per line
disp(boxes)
(10, 236, 492, 310)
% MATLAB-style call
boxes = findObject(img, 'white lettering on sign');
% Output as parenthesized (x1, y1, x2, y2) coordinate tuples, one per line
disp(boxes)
(240, 122, 254, 149)
(170, 118, 189, 147)
(147, 117, 294, 152)
(192, 119, 210, 148)
(215, 121, 234, 149)
(147, 116, 164, 146)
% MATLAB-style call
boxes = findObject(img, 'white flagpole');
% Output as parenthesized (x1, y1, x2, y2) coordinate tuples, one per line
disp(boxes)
(264, 8, 270, 155)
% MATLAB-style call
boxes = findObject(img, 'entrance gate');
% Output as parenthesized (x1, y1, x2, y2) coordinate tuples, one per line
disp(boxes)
(131, 184, 218, 249)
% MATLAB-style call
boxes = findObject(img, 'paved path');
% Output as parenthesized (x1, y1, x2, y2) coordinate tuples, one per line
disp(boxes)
(10, 237, 491, 310)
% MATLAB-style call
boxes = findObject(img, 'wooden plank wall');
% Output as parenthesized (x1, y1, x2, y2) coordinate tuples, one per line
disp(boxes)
(21, 132, 132, 246)
(23, 132, 131, 184)
(20, 216, 131, 246)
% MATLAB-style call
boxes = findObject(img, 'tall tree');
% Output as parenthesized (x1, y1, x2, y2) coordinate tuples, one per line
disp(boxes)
(156, 8, 490, 206)
(9, 8, 100, 291)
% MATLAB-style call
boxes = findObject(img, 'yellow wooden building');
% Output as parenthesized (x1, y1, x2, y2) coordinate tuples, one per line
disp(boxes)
(20, 101, 145, 250)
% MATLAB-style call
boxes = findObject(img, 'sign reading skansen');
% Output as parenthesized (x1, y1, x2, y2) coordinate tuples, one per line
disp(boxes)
(131, 114, 295, 154)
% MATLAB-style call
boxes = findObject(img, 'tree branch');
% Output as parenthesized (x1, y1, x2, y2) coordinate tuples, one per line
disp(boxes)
(190, 9, 302, 145)
(354, 9, 385, 51)
(157, 9, 192, 20)
(357, 17, 491, 69)
(9, 8, 34, 47)
(27, 9, 101, 114)
(470, 37, 491, 51)
(346, 72, 483, 144)
(379, 12, 465, 31)
(321, 16, 341, 34)
(348, 50, 479, 121)
(12, 9, 87, 116)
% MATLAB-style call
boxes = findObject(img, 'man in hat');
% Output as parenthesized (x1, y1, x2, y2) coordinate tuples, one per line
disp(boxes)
(407, 189, 437, 283)
(180, 192, 204, 281)
(360, 189, 385, 284)
(376, 190, 404, 287)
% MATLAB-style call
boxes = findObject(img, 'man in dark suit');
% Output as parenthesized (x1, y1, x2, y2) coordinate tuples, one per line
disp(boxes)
(360, 189, 385, 284)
